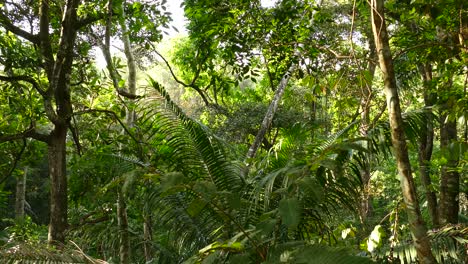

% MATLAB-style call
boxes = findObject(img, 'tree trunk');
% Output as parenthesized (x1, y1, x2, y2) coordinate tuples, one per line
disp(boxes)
(358, 29, 377, 222)
(245, 62, 296, 165)
(45, 0, 79, 246)
(437, 6, 465, 225)
(117, 191, 130, 264)
(417, 63, 439, 227)
(119, 1, 136, 262)
(15, 166, 27, 220)
(370, 0, 436, 263)
(143, 215, 153, 262)
(97, 1, 139, 262)
(47, 125, 68, 247)
(439, 94, 459, 224)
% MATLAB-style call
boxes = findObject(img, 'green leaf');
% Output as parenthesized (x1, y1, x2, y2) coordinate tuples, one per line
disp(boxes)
(187, 198, 208, 217)
(278, 197, 300, 228)
(160, 172, 185, 192)
(193, 180, 217, 200)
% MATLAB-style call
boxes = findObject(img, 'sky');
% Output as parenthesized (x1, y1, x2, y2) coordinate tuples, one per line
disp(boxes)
(166, 0, 188, 37)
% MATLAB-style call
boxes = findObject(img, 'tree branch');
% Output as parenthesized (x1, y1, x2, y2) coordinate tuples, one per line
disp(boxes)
(0, 75, 46, 97)
(393, 42, 466, 60)
(0, 126, 49, 144)
(153, 49, 190, 87)
(67, 210, 111, 232)
(38, 0, 55, 78)
(0, 75, 57, 123)
(371, 103, 387, 129)
(153, 48, 211, 105)
(0, 11, 39, 44)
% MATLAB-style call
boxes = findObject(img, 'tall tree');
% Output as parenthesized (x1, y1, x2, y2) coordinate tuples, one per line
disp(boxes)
(370, 0, 436, 262)
(417, 62, 439, 226)
(0, 0, 85, 245)
(0, 0, 169, 247)
(100, 1, 136, 262)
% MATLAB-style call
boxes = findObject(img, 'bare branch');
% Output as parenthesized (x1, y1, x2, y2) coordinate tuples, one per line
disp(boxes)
(371, 103, 387, 129)
(67, 210, 111, 232)
(393, 42, 466, 60)
(153, 49, 190, 87)
(117, 88, 144, 99)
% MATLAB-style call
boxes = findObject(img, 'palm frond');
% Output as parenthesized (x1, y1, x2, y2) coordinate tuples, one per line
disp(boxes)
(131, 79, 247, 260)
(142, 78, 243, 191)
(242, 124, 368, 248)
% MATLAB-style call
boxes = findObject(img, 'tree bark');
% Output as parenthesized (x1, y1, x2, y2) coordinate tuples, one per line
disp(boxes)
(15, 166, 27, 220)
(436, 5, 465, 225)
(370, 0, 436, 263)
(1, 0, 100, 247)
(119, 1, 136, 262)
(47, 124, 69, 246)
(417, 63, 439, 227)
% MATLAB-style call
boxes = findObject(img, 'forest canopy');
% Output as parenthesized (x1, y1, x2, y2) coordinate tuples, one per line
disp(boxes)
(0, 0, 467, 263)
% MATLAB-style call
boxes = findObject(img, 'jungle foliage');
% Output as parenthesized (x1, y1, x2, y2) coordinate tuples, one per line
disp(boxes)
(0, 0, 467, 263)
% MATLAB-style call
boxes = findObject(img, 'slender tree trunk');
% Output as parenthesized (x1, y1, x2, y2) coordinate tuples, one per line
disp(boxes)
(370, 0, 436, 263)
(143, 215, 153, 262)
(417, 63, 439, 227)
(15, 166, 27, 220)
(98, 1, 139, 262)
(358, 30, 377, 222)
(45, 0, 79, 246)
(117, 191, 130, 264)
(118, 1, 136, 263)
(245, 62, 296, 165)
